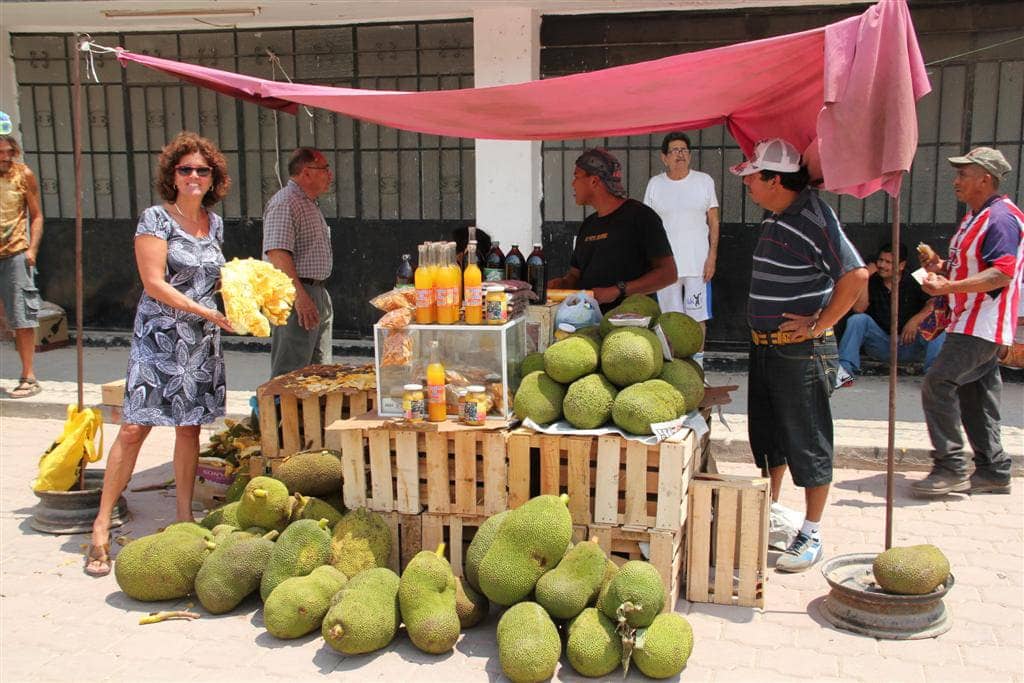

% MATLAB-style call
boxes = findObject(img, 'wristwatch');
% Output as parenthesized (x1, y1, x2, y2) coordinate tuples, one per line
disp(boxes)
(616, 281, 627, 298)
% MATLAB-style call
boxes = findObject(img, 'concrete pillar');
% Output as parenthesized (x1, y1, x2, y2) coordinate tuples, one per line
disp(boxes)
(472, 7, 542, 254)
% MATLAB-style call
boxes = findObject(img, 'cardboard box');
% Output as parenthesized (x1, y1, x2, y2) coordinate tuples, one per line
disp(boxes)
(525, 302, 559, 353)
(34, 302, 69, 351)
(194, 457, 238, 509)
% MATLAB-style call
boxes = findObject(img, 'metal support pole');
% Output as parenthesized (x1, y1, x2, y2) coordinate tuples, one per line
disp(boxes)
(73, 38, 85, 489)
(885, 191, 902, 549)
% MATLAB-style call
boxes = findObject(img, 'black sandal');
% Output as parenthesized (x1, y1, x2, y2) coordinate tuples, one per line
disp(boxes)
(9, 378, 41, 398)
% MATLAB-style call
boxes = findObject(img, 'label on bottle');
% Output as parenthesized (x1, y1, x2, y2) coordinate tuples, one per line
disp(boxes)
(427, 384, 445, 405)
(435, 287, 458, 307)
(465, 285, 483, 307)
(403, 398, 426, 421)
(415, 288, 433, 309)
(483, 267, 504, 282)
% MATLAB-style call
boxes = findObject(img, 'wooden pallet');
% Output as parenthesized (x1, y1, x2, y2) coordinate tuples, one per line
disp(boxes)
(325, 422, 508, 517)
(256, 364, 375, 466)
(505, 429, 697, 531)
(420, 512, 588, 578)
(685, 473, 770, 608)
(589, 523, 685, 613)
(378, 511, 423, 575)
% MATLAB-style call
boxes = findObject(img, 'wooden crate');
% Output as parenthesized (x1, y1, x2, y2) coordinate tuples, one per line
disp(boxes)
(420, 512, 587, 578)
(686, 474, 770, 608)
(100, 378, 125, 423)
(325, 421, 508, 516)
(589, 523, 685, 613)
(379, 512, 423, 575)
(505, 429, 697, 531)
(525, 302, 559, 353)
(256, 364, 375, 466)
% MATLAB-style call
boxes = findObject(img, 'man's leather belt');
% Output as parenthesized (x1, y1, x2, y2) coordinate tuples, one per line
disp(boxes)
(751, 328, 834, 346)
(299, 277, 326, 287)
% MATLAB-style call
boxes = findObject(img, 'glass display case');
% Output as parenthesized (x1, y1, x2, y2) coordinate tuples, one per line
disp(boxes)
(374, 318, 527, 419)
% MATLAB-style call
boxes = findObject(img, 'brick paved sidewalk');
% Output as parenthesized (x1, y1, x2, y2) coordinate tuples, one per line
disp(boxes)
(1, 416, 1021, 683)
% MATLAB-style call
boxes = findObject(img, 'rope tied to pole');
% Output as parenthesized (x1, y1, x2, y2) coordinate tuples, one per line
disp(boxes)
(265, 49, 316, 191)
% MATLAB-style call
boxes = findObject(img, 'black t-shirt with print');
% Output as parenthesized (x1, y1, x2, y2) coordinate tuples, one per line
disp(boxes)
(570, 199, 673, 310)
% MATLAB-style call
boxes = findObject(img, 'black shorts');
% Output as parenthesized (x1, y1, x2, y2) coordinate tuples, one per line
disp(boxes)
(747, 336, 838, 488)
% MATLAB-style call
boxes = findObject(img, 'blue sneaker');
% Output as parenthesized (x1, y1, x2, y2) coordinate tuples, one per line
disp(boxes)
(775, 532, 823, 573)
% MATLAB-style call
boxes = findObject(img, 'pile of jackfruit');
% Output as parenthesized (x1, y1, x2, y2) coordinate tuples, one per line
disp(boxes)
(515, 294, 706, 435)
(220, 257, 296, 336)
(112, 449, 694, 680)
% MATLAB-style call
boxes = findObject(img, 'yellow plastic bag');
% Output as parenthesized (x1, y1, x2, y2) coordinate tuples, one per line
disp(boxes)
(32, 405, 104, 492)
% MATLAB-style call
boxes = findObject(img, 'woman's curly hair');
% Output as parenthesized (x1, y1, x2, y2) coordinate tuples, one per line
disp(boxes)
(154, 131, 231, 207)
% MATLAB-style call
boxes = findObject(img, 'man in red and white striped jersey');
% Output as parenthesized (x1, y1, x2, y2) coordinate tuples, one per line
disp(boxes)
(912, 147, 1023, 497)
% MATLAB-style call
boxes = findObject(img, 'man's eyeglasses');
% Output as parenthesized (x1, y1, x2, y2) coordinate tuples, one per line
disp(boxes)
(175, 165, 213, 177)
(667, 148, 691, 156)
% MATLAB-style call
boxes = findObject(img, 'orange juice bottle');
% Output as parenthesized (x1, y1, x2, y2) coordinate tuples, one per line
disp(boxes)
(426, 340, 447, 422)
(435, 244, 459, 324)
(414, 243, 435, 324)
(463, 240, 483, 324)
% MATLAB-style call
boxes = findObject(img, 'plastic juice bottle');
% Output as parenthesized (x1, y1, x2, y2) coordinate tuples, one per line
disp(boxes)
(414, 243, 435, 324)
(527, 243, 547, 303)
(435, 244, 459, 324)
(426, 340, 447, 422)
(447, 242, 462, 309)
(463, 241, 483, 324)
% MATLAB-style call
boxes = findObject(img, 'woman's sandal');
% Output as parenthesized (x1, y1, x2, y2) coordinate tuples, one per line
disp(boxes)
(9, 377, 42, 398)
(84, 542, 111, 577)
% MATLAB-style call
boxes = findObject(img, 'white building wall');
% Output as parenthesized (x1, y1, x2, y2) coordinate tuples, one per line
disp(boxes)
(472, 7, 543, 253)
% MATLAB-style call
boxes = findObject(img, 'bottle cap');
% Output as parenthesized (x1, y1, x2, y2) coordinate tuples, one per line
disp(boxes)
(403, 383, 423, 391)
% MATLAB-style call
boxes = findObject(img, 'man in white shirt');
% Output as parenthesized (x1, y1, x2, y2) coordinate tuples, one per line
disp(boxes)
(643, 132, 720, 356)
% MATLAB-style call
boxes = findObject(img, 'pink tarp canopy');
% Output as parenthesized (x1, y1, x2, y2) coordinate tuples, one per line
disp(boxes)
(116, 0, 929, 198)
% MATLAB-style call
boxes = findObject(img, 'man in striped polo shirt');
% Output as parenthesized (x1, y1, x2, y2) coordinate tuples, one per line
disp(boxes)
(912, 147, 1023, 497)
(263, 148, 334, 379)
(732, 139, 867, 572)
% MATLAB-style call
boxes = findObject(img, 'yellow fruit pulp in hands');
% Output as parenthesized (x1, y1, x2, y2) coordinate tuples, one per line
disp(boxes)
(220, 258, 297, 336)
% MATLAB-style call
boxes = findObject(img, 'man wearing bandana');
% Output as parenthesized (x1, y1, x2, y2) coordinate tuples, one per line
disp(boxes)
(548, 148, 676, 312)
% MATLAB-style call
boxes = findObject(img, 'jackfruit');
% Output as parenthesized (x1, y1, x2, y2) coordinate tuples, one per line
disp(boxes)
(683, 357, 705, 383)
(640, 379, 686, 418)
(114, 529, 215, 601)
(601, 327, 663, 387)
(659, 359, 705, 413)
(566, 607, 622, 678)
(534, 538, 608, 620)
(872, 544, 950, 595)
(290, 493, 343, 528)
(598, 560, 665, 628)
(273, 449, 344, 498)
(563, 373, 617, 430)
(195, 529, 278, 614)
(497, 602, 561, 683)
(210, 523, 239, 541)
(544, 335, 600, 384)
(656, 311, 704, 358)
(237, 476, 293, 532)
(593, 559, 619, 608)
(200, 501, 241, 530)
(264, 564, 347, 639)
(259, 518, 333, 601)
(330, 508, 392, 578)
(611, 384, 677, 435)
(464, 510, 510, 592)
(455, 576, 488, 628)
(512, 371, 566, 425)
(632, 612, 694, 678)
(478, 494, 572, 606)
(520, 352, 546, 378)
(224, 473, 251, 504)
(163, 522, 215, 541)
(571, 325, 603, 343)
(399, 544, 460, 654)
(322, 567, 401, 655)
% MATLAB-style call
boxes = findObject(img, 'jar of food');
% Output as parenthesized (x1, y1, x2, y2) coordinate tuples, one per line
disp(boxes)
(402, 383, 426, 422)
(462, 385, 488, 425)
(484, 285, 509, 325)
(456, 388, 469, 422)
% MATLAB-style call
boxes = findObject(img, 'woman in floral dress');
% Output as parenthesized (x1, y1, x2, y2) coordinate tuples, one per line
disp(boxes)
(87, 132, 234, 576)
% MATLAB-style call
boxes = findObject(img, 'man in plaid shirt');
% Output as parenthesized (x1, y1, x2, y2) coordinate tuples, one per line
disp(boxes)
(263, 148, 334, 378)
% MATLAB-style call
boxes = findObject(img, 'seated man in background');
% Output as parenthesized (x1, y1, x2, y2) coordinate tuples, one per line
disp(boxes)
(836, 242, 944, 387)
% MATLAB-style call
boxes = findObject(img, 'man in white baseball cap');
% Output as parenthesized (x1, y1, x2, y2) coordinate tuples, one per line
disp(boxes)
(731, 137, 867, 573)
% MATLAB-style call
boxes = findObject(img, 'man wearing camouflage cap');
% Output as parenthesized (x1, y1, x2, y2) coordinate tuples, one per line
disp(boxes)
(912, 146, 1023, 497)
(547, 147, 676, 312)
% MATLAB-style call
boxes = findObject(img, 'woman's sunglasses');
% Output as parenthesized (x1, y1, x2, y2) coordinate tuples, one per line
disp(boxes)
(176, 165, 212, 177)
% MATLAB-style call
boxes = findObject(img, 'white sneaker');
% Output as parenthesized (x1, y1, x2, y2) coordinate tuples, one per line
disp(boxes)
(835, 366, 855, 390)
